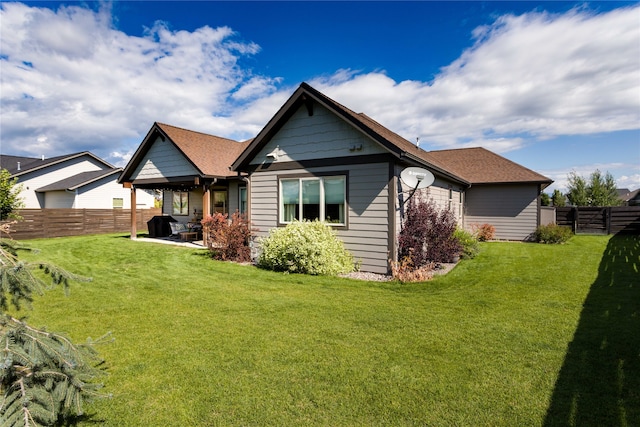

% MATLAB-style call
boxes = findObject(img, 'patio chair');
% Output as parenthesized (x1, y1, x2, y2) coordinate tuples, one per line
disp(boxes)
(169, 222, 189, 237)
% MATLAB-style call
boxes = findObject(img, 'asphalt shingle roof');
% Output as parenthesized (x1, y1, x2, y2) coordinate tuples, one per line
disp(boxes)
(156, 123, 249, 178)
(426, 147, 552, 185)
(0, 152, 114, 176)
(35, 169, 122, 192)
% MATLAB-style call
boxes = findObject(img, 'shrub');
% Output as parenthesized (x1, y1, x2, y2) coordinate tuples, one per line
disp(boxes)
(398, 196, 462, 265)
(390, 254, 436, 283)
(532, 224, 573, 244)
(257, 220, 354, 275)
(453, 228, 479, 259)
(202, 212, 252, 262)
(472, 223, 496, 241)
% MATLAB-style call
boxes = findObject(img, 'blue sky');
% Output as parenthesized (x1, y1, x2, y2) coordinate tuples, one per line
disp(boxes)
(1, 1, 639, 192)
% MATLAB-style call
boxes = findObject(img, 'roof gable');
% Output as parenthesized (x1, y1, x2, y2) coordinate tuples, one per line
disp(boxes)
(1, 152, 114, 177)
(119, 122, 249, 183)
(232, 83, 551, 187)
(231, 83, 468, 184)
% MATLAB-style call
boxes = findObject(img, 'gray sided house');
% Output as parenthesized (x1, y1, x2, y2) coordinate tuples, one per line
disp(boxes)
(121, 83, 552, 274)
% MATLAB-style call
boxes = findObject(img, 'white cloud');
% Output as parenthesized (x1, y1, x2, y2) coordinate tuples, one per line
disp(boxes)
(311, 6, 640, 151)
(0, 2, 638, 175)
(0, 2, 275, 164)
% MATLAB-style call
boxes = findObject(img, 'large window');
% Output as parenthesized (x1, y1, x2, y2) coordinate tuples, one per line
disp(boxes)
(280, 176, 346, 225)
(172, 191, 189, 215)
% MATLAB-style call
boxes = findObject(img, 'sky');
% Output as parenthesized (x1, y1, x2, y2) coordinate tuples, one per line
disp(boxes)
(1, 1, 639, 193)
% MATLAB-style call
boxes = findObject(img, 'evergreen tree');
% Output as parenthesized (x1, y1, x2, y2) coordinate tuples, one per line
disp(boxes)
(588, 170, 621, 206)
(551, 189, 566, 207)
(566, 169, 622, 206)
(0, 169, 24, 221)
(540, 192, 551, 206)
(0, 224, 110, 426)
(566, 171, 590, 206)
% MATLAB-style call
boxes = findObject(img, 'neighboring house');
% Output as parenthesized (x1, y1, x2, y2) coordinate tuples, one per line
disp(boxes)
(120, 83, 552, 273)
(617, 188, 640, 206)
(1, 152, 155, 209)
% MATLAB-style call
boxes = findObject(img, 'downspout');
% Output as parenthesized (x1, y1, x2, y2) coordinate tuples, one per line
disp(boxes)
(241, 175, 251, 223)
(240, 173, 254, 260)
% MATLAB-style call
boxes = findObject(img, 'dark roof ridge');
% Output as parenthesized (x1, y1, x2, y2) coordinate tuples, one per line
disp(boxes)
(155, 122, 241, 144)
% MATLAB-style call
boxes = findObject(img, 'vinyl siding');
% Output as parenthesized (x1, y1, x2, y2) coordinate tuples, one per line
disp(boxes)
(16, 157, 105, 208)
(74, 178, 155, 209)
(132, 136, 198, 180)
(464, 184, 539, 240)
(250, 104, 387, 166)
(250, 162, 391, 274)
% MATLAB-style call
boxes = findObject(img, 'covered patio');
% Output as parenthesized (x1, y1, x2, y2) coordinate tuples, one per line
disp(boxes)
(117, 122, 249, 242)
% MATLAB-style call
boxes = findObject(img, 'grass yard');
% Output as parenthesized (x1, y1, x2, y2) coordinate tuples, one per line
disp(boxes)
(13, 233, 639, 426)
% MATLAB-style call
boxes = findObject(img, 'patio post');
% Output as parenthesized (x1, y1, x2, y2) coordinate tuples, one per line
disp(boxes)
(128, 183, 137, 239)
(202, 185, 211, 245)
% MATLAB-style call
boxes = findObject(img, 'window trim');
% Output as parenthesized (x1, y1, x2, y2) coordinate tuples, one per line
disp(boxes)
(172, 191, 189, 216)
(112, 197, 124, 209)
(277, 172, 349, 229)
(239, 186, 247, 215)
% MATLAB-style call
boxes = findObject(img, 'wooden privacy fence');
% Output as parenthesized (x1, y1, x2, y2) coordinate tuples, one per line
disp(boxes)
(556, 206, 640, 235)
(1, 208, 162, 240)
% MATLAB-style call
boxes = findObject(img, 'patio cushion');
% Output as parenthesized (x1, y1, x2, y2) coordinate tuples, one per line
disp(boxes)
(169, 222, 188, 236)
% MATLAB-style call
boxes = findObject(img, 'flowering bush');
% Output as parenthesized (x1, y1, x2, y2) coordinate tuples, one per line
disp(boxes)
(257, 220, 354, 275)
(202, 212, 252, 262)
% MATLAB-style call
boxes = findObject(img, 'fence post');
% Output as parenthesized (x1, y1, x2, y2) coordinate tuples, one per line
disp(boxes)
(606, 207, 611, 235)
(573, 207, 578, 233)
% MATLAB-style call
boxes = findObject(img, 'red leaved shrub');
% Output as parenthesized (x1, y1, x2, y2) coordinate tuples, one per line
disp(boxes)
(398, 196, 462, 266)
(202, 211, 252, 262)
(471, 223, 496, 241)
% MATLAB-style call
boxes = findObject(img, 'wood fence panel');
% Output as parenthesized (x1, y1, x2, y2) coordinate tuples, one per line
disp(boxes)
(555, 207, 574, 228)
(610, 206, 640, 234)
(1, 208, 161, 240)
(555, 206, 640, 235)
(576, 207, 608, 234)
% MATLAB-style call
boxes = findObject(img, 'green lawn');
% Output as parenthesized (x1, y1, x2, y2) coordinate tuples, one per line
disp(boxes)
(15, 233, 639, 426)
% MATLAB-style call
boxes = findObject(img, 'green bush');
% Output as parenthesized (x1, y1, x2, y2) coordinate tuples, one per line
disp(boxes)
(257, 220, 355, 275)
(453, 228, 479, 259)
(532, 224, 573, 244)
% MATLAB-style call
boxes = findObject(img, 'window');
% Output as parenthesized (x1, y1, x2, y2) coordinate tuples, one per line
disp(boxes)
(213, 191, 227, 215)
(112, 198, 123, 209)
(239, 187, 247, 214)
(172, 191, 189, 215)
(280, 176, 346, 225)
